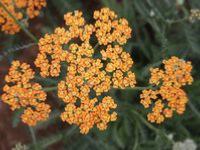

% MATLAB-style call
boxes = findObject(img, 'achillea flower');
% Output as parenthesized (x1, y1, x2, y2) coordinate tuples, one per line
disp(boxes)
(0, 0, 46, 34)
(140, 56, 193, 123)
(34, 8, 136, 134)
(1, 61, 51, 126)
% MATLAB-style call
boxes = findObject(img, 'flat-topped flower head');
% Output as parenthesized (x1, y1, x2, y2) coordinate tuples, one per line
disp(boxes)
(34, 8, 136, 133)
(1, 61, 51, 126)
(0, 0, 46, 34)
(140, 56, 193, 123)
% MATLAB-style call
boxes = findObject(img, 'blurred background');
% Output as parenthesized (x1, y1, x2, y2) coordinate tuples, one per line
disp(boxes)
(0, 0, 200, 149)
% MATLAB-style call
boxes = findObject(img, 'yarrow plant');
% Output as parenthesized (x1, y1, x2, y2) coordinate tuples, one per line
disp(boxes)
(140, 56, 193, 123)
(1, 7, 194, 135)
(1, 8, 135, 134)
(0, 0, 46, 34)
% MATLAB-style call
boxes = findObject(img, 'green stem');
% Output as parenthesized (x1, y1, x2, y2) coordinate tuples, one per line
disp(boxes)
(166, 17, 188, 24)
(29, 127, 37, 150)
(132, 123, 139, 150)
(121, 103, 172, 144)
(3, 43, 37, 57)
(35, 76, 58, 85)
(131, 109, 172, 144)
(188, 101, 200, 119)
(7, 43, 37, 52)
(0, 1, 38, 42)
(43, 86, 57, 92)
(41, 126, 77, 149)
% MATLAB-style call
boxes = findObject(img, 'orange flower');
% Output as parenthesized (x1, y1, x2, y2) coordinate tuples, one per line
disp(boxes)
(35, 8, 135, 133)
(48, 8, 136, 134)
(1, 61, 51, 126)
(140, 56, 193, 123)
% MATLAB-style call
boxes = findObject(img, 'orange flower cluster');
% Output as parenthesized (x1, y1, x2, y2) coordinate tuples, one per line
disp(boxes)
(34, 8, 135, 133)
(1, 61, 51, 126)
(94, 8, 131, 45)
(140, 56, 193, 123)
(34, 27, 69, 77)
(0, 0, 46, 34)
(61, 97, 117, 134)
